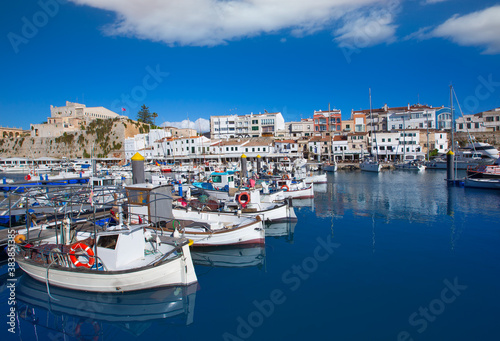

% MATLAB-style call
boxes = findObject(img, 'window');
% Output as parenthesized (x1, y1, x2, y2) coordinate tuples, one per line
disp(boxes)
(252, 120, 258, 124)
(252, 126, 259, 131)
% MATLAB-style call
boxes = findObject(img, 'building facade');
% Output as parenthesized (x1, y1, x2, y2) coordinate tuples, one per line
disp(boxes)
(313, 109, 342, 135)
(31, 101, 123, 138)
(210, 112, 285, 139)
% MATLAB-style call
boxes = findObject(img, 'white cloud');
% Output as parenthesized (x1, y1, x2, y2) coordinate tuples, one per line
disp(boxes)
(161, 118, 210, 132)
(422, 0, 448, 4)
(403, 26, 432, 41)
(334, 7, 398, 48)
(431, 5, 500, 54)
(69, 0, 397, 47)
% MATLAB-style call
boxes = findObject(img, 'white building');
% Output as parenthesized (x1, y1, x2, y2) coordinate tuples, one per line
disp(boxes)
(283, 119, 314, 138)
(455, 114, 486, 133)
(124, 133, 149, 160)
(476, 107, 500, 132)
(371, 130, 448, 160)
(211, 112, 285, 139)
(353, 104, 447, 133)
(274, 140, 300, 155)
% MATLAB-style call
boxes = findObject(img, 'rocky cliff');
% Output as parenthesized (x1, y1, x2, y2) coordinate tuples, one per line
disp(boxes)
(0, 118, 150, 159)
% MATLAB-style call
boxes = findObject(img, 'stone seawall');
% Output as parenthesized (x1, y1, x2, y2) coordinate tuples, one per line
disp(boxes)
(455, 132, 500, 148)
(0, 119, 149, 159)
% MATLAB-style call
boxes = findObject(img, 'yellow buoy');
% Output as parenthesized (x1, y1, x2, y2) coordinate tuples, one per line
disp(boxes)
(14, 234, 27, 244)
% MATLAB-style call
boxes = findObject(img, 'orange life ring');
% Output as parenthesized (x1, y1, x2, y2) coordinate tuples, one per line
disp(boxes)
(281, 185, 290, 191)
(267, 171, 272, 175)
(282, 174, 290, 180)
(238, 192, 250, 208)
(25, 174, 31, 181)
(75, 320, 100, 341)
(69, 242, 95, 268)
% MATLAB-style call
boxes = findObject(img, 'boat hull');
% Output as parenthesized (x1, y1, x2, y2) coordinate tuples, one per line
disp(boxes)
(281, 185, 314, 199)
(360, 163, 381, 172)
(464, 177, 500, 189)
(171, 210, 265, 246)
(16, 247, 197, 292)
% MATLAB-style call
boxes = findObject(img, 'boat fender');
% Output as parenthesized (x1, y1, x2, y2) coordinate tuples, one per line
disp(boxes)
(69, 242, 95, 268)
(14, 234, 27, 244)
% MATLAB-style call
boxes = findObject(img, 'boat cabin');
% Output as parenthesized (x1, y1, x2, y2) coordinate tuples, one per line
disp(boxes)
(95, 224, 149, 270)
(210, 171, 236, 190)
(125, 183, 173, 224)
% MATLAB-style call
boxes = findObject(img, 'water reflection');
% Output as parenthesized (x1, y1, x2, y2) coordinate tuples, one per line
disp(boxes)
(14, 274, 197, 339)
(291, 198, 314, 211)
(313, 171, 500, 222)
(191, 245, 265, 268)
(265, 221, 297, 243)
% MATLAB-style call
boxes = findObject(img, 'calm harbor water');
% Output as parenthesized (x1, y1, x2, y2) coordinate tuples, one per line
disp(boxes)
(2, 170, 499, 341)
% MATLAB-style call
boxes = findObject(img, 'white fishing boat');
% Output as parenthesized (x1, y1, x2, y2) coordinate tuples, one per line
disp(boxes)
(322, 162, 338, 172)
(192, 170, 237, 200)
(463, 177, 500, 190)
(271, 176, 314, 199)
(15, 223, 198, 292)
(360, 157, 381, 172)
(220, 189, 297, 223)
(168, 210, 265, 246)
(394, 161, 425, 171)
(294, 168, 328, 184)
(126, 183, 265, 247)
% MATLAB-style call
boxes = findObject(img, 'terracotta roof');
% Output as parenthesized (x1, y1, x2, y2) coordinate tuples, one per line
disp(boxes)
(245, 140, 272, 147)
(308, 136, 323, 142)
(275, 140, 297, 144)
(211, 140, 248, 147)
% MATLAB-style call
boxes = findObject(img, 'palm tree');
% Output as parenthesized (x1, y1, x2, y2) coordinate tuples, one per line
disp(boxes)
(152, 112, 158, 126)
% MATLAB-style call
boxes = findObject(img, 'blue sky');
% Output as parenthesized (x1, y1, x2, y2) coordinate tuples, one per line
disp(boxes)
(1, 0, 500, 131)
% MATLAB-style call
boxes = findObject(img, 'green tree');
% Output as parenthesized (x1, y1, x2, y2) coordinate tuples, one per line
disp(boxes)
(137, 105, 153, 124)
(152, 112, 158, 126)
